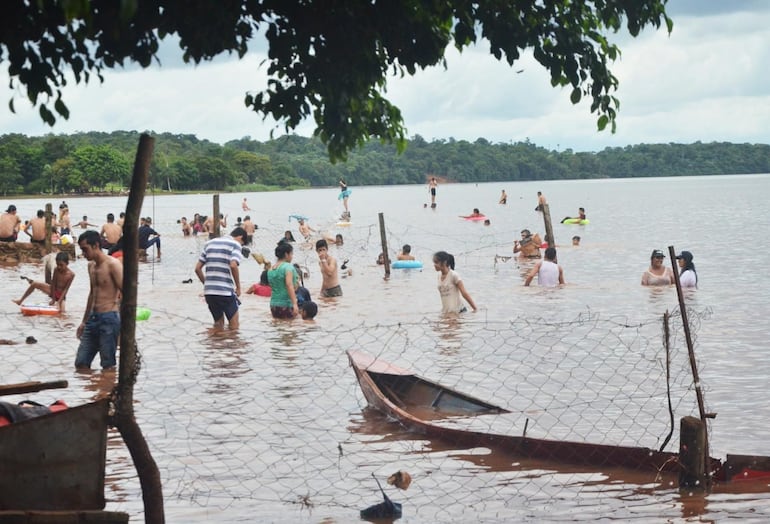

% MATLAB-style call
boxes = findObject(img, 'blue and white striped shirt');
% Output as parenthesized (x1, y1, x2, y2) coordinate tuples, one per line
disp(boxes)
(198, 236, 242, 296)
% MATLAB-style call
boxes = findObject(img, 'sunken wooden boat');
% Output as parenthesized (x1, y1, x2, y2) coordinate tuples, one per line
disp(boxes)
(0, 381, 110, 511)
(347, 350, 700, 474)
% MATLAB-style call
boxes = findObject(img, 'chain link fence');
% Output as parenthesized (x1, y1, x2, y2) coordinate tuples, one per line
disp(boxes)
(0, 305, 717, 522)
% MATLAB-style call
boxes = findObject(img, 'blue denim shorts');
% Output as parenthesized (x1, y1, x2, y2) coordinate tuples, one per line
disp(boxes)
(75, 311, 120, 369)
(205, 294, 239, 321)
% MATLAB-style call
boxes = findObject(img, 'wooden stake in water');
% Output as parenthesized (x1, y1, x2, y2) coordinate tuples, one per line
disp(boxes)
(379, 212, 391, 279)
(212, 194, 221, 239)
(668, 244, 712, 486)
(542, 203, 555, 248)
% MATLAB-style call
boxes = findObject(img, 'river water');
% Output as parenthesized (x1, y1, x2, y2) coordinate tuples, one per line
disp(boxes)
(1, 174, 770, 522)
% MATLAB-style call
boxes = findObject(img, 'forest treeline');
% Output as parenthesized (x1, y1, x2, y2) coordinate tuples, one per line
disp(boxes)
(1, 131, 768, 195)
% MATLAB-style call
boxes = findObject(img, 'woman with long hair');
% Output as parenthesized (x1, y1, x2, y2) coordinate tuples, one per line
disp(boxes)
(268, 241, 300, 319)
(432, 251, 477, 314)
(676, 250, 698, 288)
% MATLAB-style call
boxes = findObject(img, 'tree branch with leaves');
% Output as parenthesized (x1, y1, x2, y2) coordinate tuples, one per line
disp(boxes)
(2, 0, 672, 162)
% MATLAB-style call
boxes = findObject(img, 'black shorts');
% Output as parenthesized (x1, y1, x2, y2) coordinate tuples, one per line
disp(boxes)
(271, 306, 296, 319)
(205, 294, 239, 321)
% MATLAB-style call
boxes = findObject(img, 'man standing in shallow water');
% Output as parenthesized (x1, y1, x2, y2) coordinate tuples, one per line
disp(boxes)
(195, 227, 246, 330)
(75, 230, 123, 370)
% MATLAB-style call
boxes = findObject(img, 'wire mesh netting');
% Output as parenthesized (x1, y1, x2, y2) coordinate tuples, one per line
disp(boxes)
(0, 306, 720, 522)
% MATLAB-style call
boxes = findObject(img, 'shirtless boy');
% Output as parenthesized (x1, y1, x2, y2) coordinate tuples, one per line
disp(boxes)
(298, 219, 315, 241)
(397, 244, 415, 261)
(13, 252, 75, 311)
(77, 215, 97, 229)
(75, 230, 123, 370)
(316, 239, 342, 297)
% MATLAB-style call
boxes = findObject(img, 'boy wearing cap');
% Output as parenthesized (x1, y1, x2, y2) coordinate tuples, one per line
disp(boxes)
(641, 249, 674, 286)
(0, 205, 21, 241)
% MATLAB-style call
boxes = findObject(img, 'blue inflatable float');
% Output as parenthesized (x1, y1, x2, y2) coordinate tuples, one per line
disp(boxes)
(392, 260, 423, 269)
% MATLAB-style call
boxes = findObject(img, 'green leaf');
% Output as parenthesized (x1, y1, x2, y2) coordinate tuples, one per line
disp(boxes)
(54, 97, 70, 119)
(39, 104, 56, 126)
(570, 87, 581, 104)
(597, 114, 609, 131)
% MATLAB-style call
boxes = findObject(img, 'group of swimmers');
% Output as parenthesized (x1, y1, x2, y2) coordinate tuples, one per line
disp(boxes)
(0, 202, 79, 244)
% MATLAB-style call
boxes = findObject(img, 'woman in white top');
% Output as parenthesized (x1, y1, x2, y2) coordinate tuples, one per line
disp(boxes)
(433, 251, 477, 314)
(676, 250, 698, 288)
(641, 249, 675, 286)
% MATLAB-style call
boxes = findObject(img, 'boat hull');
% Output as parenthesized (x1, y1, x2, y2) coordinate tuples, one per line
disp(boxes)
(0, 399, 109, 510)
(347, 350, 697, 474)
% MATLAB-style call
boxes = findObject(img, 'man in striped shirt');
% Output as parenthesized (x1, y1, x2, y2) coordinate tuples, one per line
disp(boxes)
(195, 227, 247, 330)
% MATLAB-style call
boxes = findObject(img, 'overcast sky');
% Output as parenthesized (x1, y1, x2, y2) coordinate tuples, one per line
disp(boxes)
(2, 1, 768, 152)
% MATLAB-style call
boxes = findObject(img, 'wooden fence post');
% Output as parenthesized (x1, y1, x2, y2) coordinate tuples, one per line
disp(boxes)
(542, 203, 555, 248)
(212, 194, 221, 238)
(44, 203, 53, 253)
(378, 212, 390, 279)
(679, 416, 707, 489)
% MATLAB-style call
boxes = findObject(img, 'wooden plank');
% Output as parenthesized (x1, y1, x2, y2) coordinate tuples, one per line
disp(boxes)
(0, 511, 129, 524)
(0, 381, 68, 397)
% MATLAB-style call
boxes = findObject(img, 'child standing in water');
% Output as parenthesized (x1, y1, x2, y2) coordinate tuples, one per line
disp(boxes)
(338, 179, 352, 220)
(432, 251, 477, 314)
(428, 177, 438, 207)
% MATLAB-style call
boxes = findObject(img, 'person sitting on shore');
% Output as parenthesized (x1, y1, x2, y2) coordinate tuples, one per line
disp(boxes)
(13, 252, 75, 311)
(397, 244, 415, 261)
